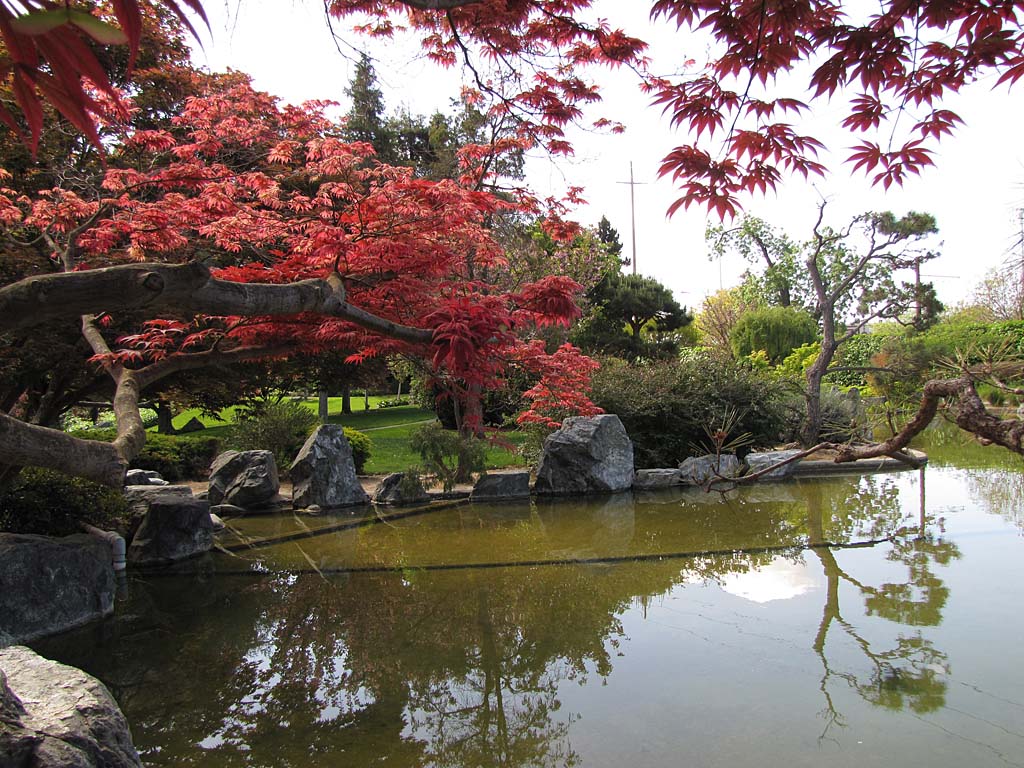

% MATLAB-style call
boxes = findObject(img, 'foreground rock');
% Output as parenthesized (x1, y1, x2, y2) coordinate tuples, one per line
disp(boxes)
(0, 535, 115, 644)
(632, 468, 682, 490)
(122, 484, 194, 539)
(471, 471, 531, 500)
(745, 449, 805, 480)
(290, 425, 370, 510)
(0, 646, 142, 767)
(123, 469, 167, 486)
(373, 473, 431, 506)
(207, 450, 280, 509)
(127, 497, 212, 566)
(534, 414, 634, 495)
(678, 454, 743, 486)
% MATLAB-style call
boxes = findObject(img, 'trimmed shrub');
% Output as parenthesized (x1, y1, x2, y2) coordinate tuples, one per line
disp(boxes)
(0, 468, 129, 536)
(71, 429, 220, 481)
(129, 433, 221, 480)
(730, 306, 818, 364)
(589, 353, 795, 468)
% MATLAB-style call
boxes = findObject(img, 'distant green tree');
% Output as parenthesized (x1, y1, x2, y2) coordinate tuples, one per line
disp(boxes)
(730, 306, 819, 364)
(708, 215, 803, 309)
(343, 54, 394, 163)
(596, 215, 623, 263)
(574, 273, 692, 360)
(902, 279, 945, 332)
(710, 206, 941, 443)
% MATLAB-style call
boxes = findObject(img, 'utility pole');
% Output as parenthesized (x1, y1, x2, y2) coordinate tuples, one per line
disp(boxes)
(616, 162, 647, 275)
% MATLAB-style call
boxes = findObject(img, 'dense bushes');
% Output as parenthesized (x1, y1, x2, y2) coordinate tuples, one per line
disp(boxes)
(589, 352, 794, 468)
(410, 422, 487, 491)
(72, 429, 221, 481)
(0, 468, 129, 536)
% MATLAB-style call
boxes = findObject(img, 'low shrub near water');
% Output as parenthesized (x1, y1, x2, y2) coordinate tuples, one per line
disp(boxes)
(589, 352, 794, 468)
(225, 401, 372, 473)
(410, 422, 487, 491)
(0, 468, 129, 536)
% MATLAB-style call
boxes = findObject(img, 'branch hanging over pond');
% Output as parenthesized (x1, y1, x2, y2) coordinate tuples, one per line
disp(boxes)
(707, 374, 1024, 492)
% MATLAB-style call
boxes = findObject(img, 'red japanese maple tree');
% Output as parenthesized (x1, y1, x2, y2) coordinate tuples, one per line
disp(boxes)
(0, 71, 600, 485)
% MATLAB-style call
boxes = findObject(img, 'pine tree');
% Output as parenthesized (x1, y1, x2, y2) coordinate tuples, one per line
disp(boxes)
(343, 53, 394, 163)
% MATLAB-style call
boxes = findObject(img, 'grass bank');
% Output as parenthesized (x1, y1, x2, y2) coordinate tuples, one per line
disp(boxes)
(169, 400, 528, 475)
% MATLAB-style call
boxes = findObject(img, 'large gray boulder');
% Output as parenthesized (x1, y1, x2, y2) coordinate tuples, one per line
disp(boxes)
(0, 646, 142, 767)
(373, 472, 431, 506)
(121, 484, 194, 541)
(678, 454, 743, 486)
(534, 414, 634, 495)
(207, 450, 280, 508)
(471, 471, 531, 500)
(290, 425, 370, 510)
(127, 497, 212, 566)
(0, 535, 115, 645)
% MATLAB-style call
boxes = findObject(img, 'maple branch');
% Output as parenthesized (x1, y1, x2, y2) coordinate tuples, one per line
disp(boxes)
(133, 344, 294, 389)
(0, 262, 435, 345)
(399, 0, 484, 7)
(81, 314, 145, 473)
(0, 412, 126, 487)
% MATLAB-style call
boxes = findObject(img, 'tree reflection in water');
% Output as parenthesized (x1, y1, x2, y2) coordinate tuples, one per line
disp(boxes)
(804, 476, 960, 742)
(33, 471, 965, 766)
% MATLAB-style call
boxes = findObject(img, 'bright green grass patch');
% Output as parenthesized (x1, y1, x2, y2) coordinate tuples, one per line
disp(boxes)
(170, 395, 399, 431)
(363, 427, 528, 475)
(168, 401, 527, 474)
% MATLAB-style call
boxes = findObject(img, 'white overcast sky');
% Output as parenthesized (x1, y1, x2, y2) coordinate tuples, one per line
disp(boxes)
(188, 1, 1024, 309)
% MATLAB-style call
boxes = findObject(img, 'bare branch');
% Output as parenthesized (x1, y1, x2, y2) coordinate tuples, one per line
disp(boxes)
(0, 262, 435, 345)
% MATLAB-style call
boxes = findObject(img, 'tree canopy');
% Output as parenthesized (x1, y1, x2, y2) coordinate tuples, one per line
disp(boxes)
(0, 45, 600, 485)
(7, 1, 1024, 216)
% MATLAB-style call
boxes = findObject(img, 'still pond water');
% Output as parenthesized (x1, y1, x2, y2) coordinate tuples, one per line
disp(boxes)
(36, 426, 1024, 767)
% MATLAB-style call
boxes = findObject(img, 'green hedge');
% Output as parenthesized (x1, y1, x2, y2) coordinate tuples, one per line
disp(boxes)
(343, 427, 372, 474)
(72, 429, 221, 481)
(730, 306, 819, 364)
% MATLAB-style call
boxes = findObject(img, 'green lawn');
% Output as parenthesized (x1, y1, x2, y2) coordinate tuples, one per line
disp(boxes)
(170, 395, 401, 431)
(170, 399, 528, 475)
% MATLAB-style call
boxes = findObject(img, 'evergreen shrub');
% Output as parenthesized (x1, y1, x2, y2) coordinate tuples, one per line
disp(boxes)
(729, 306, 818, 364)
(71, 429, 220, 481)
(0, 468, 129, 536)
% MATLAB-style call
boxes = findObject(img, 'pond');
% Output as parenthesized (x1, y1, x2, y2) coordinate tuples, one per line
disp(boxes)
(34, 425, 1024, 767)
